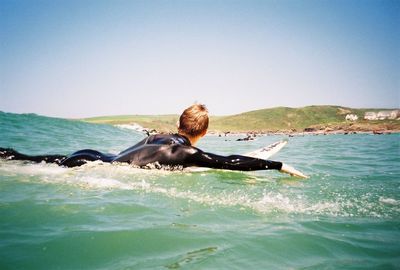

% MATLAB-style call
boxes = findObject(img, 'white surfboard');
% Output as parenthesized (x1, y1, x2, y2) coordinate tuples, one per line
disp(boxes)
(244, 140, 287, 160)
(185, 140, 287, 173)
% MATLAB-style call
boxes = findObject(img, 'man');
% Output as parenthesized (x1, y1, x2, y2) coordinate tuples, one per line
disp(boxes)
(0, 104, 307, 177)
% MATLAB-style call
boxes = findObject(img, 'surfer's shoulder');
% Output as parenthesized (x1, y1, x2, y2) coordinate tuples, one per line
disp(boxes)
(145, 133, 191, 146)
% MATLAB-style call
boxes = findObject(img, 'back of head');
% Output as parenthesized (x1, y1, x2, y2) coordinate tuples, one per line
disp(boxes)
(178, 104, 209, 138)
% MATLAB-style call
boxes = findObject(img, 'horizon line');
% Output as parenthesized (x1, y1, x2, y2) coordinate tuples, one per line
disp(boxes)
(3, 104, 399, 119)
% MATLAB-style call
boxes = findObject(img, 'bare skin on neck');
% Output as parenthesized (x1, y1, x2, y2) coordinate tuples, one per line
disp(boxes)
(178, 130, 207, 146)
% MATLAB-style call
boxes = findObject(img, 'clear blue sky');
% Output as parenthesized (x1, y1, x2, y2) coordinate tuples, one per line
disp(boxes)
(1, 0, 399, 118)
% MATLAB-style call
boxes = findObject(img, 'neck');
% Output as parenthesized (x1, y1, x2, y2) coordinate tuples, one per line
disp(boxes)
(179, 132, 202, 146)
(188, 136, 202, 146)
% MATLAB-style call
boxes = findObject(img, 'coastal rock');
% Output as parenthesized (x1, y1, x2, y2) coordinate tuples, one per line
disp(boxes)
(304, 127, 317, 132)
(236, 133, 256, 141)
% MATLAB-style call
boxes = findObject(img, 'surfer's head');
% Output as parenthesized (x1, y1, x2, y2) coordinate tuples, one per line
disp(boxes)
(178, 104, 209, 143)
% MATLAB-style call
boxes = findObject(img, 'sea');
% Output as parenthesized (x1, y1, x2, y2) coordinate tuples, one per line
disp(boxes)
(0, 111, 399, 270)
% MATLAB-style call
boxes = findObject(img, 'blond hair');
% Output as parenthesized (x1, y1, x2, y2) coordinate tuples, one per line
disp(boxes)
(178, 104, 209, 137)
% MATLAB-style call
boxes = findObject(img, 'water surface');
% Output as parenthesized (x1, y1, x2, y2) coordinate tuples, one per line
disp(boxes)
(0, 112, 399, 269)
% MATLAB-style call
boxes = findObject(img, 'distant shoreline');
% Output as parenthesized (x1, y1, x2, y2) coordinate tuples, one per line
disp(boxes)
(82, 105, 400, 135)
(206, 130, 399, 138)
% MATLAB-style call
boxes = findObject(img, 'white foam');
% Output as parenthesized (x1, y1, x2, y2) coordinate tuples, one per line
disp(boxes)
(0, 160, 65, 175)
(115, 123, 145, 132)
(379, 197, 399, 205)
(74, 176, 134, 190)
(0, 160, 395, 218)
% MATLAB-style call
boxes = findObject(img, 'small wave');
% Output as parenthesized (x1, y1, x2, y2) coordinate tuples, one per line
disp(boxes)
(1, 160, 398, 219)
(165, 246, 218, 269)
(115, 123, 146, 132)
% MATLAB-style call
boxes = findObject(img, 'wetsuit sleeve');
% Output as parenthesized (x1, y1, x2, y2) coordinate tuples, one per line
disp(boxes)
(187, 148, 283, 171)
(0, 147, 67, 165)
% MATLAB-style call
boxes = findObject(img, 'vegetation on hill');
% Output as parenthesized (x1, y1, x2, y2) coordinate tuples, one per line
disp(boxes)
(81, 106, 400, 133)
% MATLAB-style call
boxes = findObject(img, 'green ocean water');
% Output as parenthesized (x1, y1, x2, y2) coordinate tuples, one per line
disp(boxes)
(0, 111, 399, 270)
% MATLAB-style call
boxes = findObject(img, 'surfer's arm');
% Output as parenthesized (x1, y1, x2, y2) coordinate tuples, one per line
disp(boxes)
(187, 149, 283, 171)
(113, 144, 282, 171)
(0, 147, 67, 165)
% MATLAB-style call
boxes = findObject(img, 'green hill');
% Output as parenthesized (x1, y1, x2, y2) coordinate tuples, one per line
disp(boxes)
(81, 106, 400, 133)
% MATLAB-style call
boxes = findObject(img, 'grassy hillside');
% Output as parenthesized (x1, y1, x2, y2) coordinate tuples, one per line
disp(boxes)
(210, 106, 399, 132)
(81, 106, 400, 133)
(211, 106, 342, 131)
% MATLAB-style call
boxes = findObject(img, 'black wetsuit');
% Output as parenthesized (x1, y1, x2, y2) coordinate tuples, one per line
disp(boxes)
(0, 134, 282, 171)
